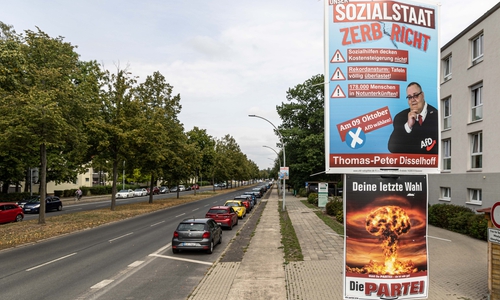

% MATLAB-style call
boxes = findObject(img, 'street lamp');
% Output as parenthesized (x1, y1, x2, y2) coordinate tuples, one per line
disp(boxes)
(249, 114, 287, 211)
(263, 145, 281, 167)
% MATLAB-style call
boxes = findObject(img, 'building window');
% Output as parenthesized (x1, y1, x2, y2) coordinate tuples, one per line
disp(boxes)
(471, 83, 482, 122)
(442, 139, 451, 170)
(443, 97, 451, 129)
(440, 187, 451, 201)
(443, 55, 452, 81)
(86, 178, 90, 182)
(472, 33, 483, 65)
(470, 132, 482, 169)
(468, 188, 482, 205)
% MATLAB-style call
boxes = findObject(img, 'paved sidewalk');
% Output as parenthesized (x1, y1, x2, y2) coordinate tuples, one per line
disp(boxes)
(189, 187, 489, 299)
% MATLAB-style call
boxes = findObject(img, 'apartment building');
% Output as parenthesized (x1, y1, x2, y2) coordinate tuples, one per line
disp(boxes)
(428, 2, 500, 210)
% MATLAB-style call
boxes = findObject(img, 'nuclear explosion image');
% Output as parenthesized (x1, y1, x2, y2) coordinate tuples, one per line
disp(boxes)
(345, 194, 428, 277)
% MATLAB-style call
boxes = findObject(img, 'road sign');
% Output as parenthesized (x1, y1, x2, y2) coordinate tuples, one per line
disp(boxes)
(491, 202, 500, 228)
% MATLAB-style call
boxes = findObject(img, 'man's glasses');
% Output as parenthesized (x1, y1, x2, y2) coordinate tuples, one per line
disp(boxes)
(406, 91, 422, 100)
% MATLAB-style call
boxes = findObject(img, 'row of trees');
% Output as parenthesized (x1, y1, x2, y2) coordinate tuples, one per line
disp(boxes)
(274, 74, 341, 192)
(0, 23, 260, 223)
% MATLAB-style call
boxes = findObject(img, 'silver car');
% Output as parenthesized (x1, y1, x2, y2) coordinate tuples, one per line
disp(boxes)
(116, 189, 134, 198)
(171, 218, 222, 254)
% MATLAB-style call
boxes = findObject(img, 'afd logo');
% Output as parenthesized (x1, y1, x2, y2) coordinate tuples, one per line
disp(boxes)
(421, 138, 436, 152)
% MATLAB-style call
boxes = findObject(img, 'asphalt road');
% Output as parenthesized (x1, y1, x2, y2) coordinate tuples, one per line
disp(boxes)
(0, 186, 261, 300)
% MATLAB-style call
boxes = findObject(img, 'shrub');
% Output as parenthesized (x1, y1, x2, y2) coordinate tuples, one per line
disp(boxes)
(428, 203, 487, 241)
(336, 210, 344, 224)
(298, 188, 307, 197)
(307, 192, 318, 205)
(325, 197, 343, 216)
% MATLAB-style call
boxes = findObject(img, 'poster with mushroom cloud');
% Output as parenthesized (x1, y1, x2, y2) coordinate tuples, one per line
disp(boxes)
(344, 174, 428, 300)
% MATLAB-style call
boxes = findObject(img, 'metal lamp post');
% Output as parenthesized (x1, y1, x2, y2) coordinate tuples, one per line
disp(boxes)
(263, 145, 282, 167)
(249, 114, 286, 211)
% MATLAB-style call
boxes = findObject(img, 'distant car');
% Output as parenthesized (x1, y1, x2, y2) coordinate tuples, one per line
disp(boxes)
(159, 186, 169, 194)
(134, 188, 148, 197)
(116, 189, 135, 198)
(234, 195, 254, 211)
(146, 186, 160, 195)
(0, 202, 24, 223)
(205, 206, 238, 230)
(223, 200, 246, 218)
(171, 218, 222, 254)
(22, 196, 62, 214)
(171, 185, 186, 192)
(191, 184, 200, 190)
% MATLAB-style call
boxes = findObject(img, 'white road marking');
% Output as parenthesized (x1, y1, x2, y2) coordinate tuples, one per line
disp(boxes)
(149, 253, 213, 265)
(109, 232, 133, 242)
(128, 260, 144, 267)
(91, 280, 114, 289)
(175, 213, 185, 218)
(26, 253, 77, 271)
(426, 235, 451, 242)
(150, 221, 165, 227)
(192, 208, 199, 211)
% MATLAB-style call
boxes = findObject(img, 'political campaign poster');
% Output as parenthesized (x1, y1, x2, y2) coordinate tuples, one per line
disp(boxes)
(324, 0, 440, 174)
(343, 174, 428, 299)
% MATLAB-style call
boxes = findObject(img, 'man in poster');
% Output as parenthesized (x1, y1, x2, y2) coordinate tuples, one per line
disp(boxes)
(387, 82, 438, 154)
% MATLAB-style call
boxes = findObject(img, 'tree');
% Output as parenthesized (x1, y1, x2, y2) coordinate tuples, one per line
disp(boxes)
(276, 74, 341, 191)
(87, 67, 138, 210)
(0, 27, 98, 223)
(133, 71, 183, 203)
(187, 127, 215, 194)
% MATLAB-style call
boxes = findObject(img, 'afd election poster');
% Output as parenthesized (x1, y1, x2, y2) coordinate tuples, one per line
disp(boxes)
(344, 174, 428, 300)
(325, 0, 440, 174)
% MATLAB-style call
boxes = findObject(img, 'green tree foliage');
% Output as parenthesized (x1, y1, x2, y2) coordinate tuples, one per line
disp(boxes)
(0, 26, 98, 223)
(87, 68, 137, 210)
(276, 74, 341, 192)
(133, 71, 183, 203)
(187, 127, 216, 194)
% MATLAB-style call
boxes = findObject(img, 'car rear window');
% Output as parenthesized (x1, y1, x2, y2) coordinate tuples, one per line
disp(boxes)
(208, 209, 228, 214)
(178, 223, 206, 231)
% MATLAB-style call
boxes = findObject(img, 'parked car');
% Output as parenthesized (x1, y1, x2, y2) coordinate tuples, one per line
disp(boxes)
(0, 202, 24, 224)
(205, 206, 238, 230)
(191, 184, 200, 190)
(116, 189, 135, 198)
(242, 192, 257, 205)
(159, 186, 169, 194)
(22, 196, 63, 214)
(146, 186, 160, 195)
(234, 195, 254, 211)
(223, 200, 246, 218)
(171, 218, 222, 254)
(171, 185, 186, 193)
(134, 188, 148, 197)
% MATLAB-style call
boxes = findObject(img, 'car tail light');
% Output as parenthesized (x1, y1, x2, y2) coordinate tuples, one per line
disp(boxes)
(202, 232, 210, 239)
(173, 231, 179, 238)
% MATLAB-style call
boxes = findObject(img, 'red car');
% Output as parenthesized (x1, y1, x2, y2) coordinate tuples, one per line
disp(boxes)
(0, 202, 24, 224)
(191, 184, 200, 190)
(147, 187, 160, 195)
(205, 206, 238, 230)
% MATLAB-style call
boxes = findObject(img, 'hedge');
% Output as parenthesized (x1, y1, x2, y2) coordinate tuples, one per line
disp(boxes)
(428, 203, 488, 241)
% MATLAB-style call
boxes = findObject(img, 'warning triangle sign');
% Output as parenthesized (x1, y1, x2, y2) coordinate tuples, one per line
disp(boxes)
(331, 85, 346, 98)
(331, 50, 346, 63)
(331, 67, 345, 81)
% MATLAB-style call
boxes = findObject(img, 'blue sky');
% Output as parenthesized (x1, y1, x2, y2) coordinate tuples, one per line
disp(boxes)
(2, 0, 498, 169)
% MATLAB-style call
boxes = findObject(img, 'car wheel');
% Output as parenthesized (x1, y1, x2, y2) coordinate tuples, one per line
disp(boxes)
(172, 248, 179, 254)
(206, 240, 214, 254)
(15, 214, 23, 222)
(235, 218, 238, 226)
(57, 205, 62, 211)
(217, 233, 222, 244)
(229, 221, 233, 230)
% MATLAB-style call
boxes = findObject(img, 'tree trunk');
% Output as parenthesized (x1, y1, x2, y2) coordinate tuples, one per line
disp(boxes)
(111, 160, 117, 211)
(149, 173, 154, 204)
(38, 143, 47, 224)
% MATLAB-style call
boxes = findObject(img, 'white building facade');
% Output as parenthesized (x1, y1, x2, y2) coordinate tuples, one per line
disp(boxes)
(429, 2, 500, 210)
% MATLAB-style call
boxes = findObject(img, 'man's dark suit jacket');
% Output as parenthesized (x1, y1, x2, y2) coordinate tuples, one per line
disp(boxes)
(388, 104, 438, 154)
